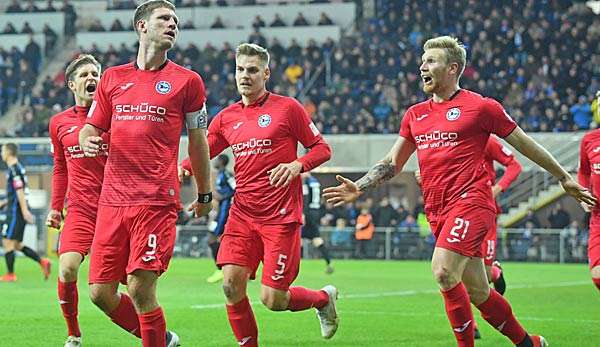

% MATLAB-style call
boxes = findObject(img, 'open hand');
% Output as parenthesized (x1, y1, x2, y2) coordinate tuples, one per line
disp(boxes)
(322, 175, 361, 207)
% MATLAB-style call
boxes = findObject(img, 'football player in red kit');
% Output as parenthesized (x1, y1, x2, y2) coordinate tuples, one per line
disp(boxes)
(79, 1, 211, 346)
(47, 54, 106, 347)
(182, 43, 337, 347)
(324, 36, 595, 347)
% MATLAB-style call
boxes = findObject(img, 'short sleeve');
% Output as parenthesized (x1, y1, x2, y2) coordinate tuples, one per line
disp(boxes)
(288, 98, 321, 148)
(183, 72, 206, 114)
(12, 168, 25, 190)
(578, 136, 591, 189)
(398, 109, 415, 142)
(479, 98, 517, 138)
(207, 113, 230, 159)
(86, 71, 112, 131)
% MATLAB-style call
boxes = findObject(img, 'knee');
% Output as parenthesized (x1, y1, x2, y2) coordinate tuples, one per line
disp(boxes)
(312, 237, 324, 248)
(432, 265, 459, 290)
(260, 291, 287, 311)
(222, 280, 244, 303)
(591, 266, 600, 279)
(466, 284, 490, 305)
(59, 263, 79, 282)
(89, 285, 110, 309)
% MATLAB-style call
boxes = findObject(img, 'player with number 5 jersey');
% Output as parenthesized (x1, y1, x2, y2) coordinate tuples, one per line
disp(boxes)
(78, 1, 212, 346)
(181, 43, 337, 347)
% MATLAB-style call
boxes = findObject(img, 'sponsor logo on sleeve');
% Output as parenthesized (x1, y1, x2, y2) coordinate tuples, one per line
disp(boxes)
(309, 122, 320, 136)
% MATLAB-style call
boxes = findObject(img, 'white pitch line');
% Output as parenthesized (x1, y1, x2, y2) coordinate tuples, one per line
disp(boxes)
(190, 280, 591, 310)
(343, 310, 600, 324)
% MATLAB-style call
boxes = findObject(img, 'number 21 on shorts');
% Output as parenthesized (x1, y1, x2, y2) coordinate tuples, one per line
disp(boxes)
(142, 234, 157, 262)
(271, 253, 288, 281)
(446, 217, 469, 243)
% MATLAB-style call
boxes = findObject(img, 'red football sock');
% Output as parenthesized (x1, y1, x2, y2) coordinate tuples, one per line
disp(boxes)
(593, 278, 600, 291)
(138, 307, 166, 347)
(441, 282, 474, 347)
(476, 288, 527, 344)
(491, 264, 502, 282)
(107, 293, 141, 338)
(58, 280, 81, 337)
(442, 282, 475, 347)
(287, 286, 329, 311)
(226, 296, 258, 347)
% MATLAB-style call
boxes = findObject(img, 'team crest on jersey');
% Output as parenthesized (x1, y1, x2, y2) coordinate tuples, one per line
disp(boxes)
(155, 81, 171, 94)
(258, 114, 271, 128)
(446, 107, 461, 121)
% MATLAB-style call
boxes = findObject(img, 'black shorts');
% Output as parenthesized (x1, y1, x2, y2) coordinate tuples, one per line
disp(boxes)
(2, 215, 26, 242)
(302, 210, 321, 239)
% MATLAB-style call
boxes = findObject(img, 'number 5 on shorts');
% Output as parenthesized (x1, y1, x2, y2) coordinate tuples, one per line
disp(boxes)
(142, 234, 157, 262)
(271, 253, 287, 281)
(446, 217, 470, 243)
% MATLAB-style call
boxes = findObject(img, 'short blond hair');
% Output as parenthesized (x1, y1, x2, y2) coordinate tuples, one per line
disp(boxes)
(236, 43, 270, 67)
(423, 36, 467, 79)
(65, 54, 101, 83)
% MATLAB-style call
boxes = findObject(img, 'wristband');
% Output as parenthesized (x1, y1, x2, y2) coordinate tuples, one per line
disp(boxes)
(197, 192, 212, 203)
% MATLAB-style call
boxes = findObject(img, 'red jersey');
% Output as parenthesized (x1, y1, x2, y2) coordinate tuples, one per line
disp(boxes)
(399, 89, 517, 217)
(86, 61, 206, 206)
(578, 129, 600, 217)
(483, 136, 522, 214)
(208, 92, 327, 224)
(49, 106, 109, 212)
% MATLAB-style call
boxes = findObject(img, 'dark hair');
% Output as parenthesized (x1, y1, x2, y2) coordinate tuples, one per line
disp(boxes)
(217, 154, 229, 166)
(65, 54, 101, 83)
(3, 143, 18, 156)
(133, 0, 176, 35)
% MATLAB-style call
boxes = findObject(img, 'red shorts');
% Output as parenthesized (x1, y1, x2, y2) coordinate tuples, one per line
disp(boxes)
(88, 205, 177, 284)
(430, 204, 496, 258)
(217, 214, 301, 291)
(481, 218, 498, 266)
(588, 220, 600, 269)
(59, 208, 97, 256)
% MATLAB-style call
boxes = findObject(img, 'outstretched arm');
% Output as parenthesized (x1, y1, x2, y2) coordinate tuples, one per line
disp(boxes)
(323, 136, 416, 207)
(504, 126, 596, 206)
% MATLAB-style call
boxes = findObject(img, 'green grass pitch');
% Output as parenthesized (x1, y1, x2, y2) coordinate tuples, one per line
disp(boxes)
(1, 258, 599, 346)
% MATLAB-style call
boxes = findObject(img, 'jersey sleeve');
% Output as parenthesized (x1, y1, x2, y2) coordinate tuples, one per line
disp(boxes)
(479, 98, 517, 138)
(399, 108, 415, 142)
(11, 166, 26, 190)
(86, 71, 112, 131)
(485, 136, 522, 191)
(288, 98, 321, 148)
(183, 72, 207, 114)
(207, 114, 230, 159)
(49, 117, 68, 210)
(578, 136, 591, 189)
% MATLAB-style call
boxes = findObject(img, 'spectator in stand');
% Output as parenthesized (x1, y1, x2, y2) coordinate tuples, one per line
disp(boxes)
(44, 0, 57, 12)
(330, 218, 352, 248)
(109, 19, 125, 32)
(210, 16, 226, 29)
(62, 0, 77, 37)
(3, 23, 18, 35)
(88, 19, 106, 32)
(354, 207, 374, 258)
(522, 208, 541, 228)
(317, 12, 333, 26)
(293, 13, 310, 26)
(548, 202, 571, 229)
(43, 24, 58, 56)
(571, 95, 593, 130)
(593, 91, 600, 125)
(24, 0, 39, 12)
(24, 35, 42, 73)
(373, 197, 398, 228)
(216, 0, 229, 6)
(182, 19, 195, 29)
(270, 14, 286, 27)
(5, 0, 22, 13)
(248, 28, 267, 48)
(21, 22, 34, 35)
(252, 15, 266, 29)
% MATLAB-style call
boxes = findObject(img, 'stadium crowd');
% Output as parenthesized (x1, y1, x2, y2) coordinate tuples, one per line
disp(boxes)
(1, 0, 599, 138)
